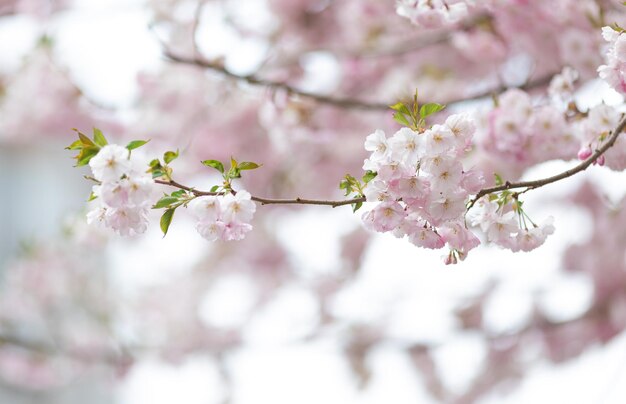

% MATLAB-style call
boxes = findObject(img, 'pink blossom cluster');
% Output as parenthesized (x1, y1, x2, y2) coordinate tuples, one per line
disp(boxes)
(483, 89, 579, 166)
(575, 103, 626, 170)
(87, 145, 155, 236)
(187, 191, 257, 241)
(396, 0, 471, 28)
(361, 114, 483, 262)
(598, 26, 626, 95)
(470, 198, 555, 252)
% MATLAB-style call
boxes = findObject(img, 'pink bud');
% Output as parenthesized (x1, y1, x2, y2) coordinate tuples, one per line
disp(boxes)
(595, 155, 605, 166)
(577, 146, 592, 160)
(443, 251, 458, 265)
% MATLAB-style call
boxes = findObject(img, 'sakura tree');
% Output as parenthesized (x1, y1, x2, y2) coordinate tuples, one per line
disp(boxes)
(1, 0, 626, 403)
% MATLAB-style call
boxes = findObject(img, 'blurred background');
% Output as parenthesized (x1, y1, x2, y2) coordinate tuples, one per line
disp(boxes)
(1, 0, 626, 403)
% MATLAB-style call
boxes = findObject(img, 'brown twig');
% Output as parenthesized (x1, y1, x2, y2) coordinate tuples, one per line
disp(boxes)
(154, 179, 367, 208)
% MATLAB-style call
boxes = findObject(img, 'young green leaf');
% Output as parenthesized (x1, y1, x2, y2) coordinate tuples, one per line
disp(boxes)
(202, 159, 225, 173)
(229, 168, 242, 179)
(210, 185, 220, 193)
(164, 149, 179, 164)
(66, 139, 83, 150)
(362, 170, 377, 184)
(393, 112, 411, 127)
(77, 131, 96, 147)
(92, 128, 108, 147)
(153, 196, 179, 209)
(389, 102, 411, 116)
(419, 103, 445, 118)
(352, 201, 363, 213)
(126, 140, 149, 151)
(76, 146, 101, 167)
(171, 190, 187, 198)
(494, 173, 504, 187)
(238, 161, 261, 170)
(160, 208, 175, 237)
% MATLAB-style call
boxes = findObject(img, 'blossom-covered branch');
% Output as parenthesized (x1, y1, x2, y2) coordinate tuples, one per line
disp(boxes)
(68, 90, 626, 264)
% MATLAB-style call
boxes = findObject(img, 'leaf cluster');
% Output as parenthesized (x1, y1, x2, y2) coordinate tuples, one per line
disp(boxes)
(66, 128, 149, 167)
(148, 149, 179, 181)
(390, 90, 445, 131)
(153, 189, 192, 237)
(339, 170, 377, 212)
(201, 157, 261, 191)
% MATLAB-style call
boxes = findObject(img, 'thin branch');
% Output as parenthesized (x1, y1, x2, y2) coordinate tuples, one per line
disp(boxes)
(467, 114, 626, 209)
(154, 179, 366, 208)
(163, 50, 557, 112)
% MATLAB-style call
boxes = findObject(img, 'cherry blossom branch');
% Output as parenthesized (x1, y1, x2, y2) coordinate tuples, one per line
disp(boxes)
(154, 179, 367, 207)
(467, 113, 626, 208)
(157, 113, 625, 211)
(163, 50, 558, 112)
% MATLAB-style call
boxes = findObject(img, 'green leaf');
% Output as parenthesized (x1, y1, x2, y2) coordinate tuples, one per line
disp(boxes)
(230, 156, 238, 169)
(153, 196, 179, 209)
(238, 161, 261, 170)
(389, 102, 411, 116)
(362, 170, 377, 184)
(171, 190, 186, 198)
(494, 173, 503, 186)
(160, 208, 175, 237)
(92, 128, 108, 147)
(164, 149, 179, 164)
(229, 168, 242, 179)
(393, 112, 411, 127)
(340, 174, 359, 196)
(419, 103, 445, 118)
(210, 185, 220, 193)
(202, 159, 224, 173)
(149, 159, 161, 168)
(76, 146, 100, 167)
(352, 198, 363, 213)
(126, 140, 149, 151)
(66, 139, 82, 150)
(77, 131, 95, 147)
(87, 192, 98, 202)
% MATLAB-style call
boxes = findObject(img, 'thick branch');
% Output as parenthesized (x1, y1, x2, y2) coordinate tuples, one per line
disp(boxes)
(468, 114, 626, 208)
